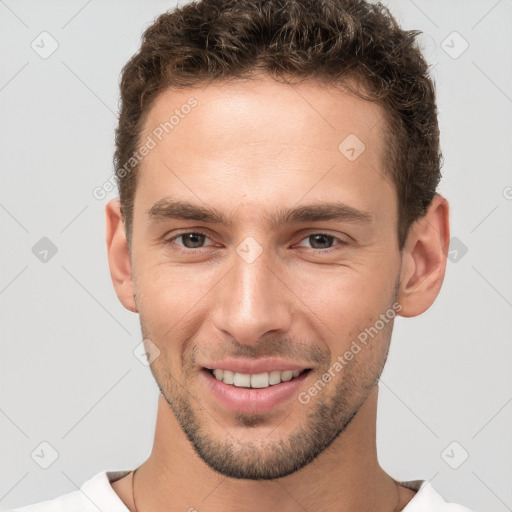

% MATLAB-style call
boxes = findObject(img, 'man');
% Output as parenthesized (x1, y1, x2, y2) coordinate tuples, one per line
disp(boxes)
(11, 0, 473, 510)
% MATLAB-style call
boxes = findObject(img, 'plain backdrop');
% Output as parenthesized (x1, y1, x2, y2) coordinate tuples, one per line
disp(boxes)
(0, 1, 511, 511)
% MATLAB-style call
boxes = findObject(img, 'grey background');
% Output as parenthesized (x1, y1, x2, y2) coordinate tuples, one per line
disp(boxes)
(0, 0, 511, 510)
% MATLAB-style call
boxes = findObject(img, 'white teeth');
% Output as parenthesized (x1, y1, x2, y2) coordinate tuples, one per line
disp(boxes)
(281, 370, 293, 382)
(251, 372, 269, 388)
(233, 372, 251, 388)
(210, 368, 306, 388)
(223, 370, 235, 384)
(268, 370, 281, 385)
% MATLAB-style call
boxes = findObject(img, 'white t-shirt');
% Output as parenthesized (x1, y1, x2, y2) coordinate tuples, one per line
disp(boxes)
(6, 470, 474, 512)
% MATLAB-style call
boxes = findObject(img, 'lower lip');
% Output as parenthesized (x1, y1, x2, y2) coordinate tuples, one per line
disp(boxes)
(201, 369, 310, 414)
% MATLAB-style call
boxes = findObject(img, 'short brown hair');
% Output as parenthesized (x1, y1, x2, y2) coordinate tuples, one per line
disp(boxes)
(114, 0, 442, 251)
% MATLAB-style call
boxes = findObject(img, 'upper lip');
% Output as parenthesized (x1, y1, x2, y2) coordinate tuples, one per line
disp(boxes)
(201, 358, 311, 374)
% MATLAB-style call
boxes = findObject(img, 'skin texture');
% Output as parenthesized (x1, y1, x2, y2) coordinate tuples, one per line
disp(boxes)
(106, 74, 450, 511)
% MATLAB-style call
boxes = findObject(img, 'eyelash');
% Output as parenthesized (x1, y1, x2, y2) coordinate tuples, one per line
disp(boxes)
(164, 230, 348, 253)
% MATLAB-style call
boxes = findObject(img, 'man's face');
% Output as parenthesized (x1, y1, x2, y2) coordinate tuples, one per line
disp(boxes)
(130, 76, 402, 479)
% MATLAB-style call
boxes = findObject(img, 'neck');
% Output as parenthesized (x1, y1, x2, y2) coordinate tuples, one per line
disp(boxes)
(128, 387, 414, 512)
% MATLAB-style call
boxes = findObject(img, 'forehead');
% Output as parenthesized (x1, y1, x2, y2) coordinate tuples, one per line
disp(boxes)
(135, 75, 396, 226)
(141, 75, 388, 155)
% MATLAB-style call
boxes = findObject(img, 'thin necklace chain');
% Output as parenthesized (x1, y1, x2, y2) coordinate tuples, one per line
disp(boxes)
(132, 468, 138, 512)
(131, 468, 402, 512)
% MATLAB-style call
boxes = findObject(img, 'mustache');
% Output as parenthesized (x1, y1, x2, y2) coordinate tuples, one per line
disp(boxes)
(185, 335, 331, 367)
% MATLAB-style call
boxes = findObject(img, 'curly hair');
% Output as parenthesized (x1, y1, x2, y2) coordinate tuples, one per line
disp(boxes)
(114, 0, 442, 251)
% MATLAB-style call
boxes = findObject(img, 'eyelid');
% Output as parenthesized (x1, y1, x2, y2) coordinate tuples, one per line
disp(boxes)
(166, 230, 216, 248)
(294, 231, 349, 250)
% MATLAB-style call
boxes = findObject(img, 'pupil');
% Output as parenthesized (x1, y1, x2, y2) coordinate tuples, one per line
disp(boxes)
(310, 234, 332, 249)
(183, 233, 205, 248)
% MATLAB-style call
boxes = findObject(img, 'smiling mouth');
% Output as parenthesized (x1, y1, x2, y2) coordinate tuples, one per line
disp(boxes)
(204, 368, 311, 389)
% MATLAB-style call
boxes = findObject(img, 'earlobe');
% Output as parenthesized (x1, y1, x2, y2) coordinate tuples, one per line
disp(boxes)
(397, 194, 450, 318)
(105, 199, 138, 313)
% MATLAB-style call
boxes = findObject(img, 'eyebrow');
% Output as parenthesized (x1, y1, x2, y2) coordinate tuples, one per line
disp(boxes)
(145, 197, 372, 228)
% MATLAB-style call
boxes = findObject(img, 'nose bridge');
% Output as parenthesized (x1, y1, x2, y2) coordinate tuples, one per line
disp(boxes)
(213, 239, 292, 345)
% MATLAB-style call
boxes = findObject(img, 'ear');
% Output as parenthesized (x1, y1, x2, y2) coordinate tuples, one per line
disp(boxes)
(397, 194, 450, 318)
(105, 199, 138, 313)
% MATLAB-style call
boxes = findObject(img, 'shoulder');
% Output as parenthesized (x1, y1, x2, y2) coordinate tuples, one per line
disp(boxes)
(7, 489, 90, 512)
(5, 470, 131, 512)
(401, 480, 475, 512)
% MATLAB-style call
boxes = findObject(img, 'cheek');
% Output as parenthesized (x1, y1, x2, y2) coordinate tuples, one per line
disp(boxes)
(133, 260, 218, 341)
(295, 265, 396, 352)
(295, 265, 383, 315)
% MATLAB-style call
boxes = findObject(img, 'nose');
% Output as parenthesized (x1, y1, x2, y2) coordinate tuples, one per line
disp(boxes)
(212, 244, 293, 346)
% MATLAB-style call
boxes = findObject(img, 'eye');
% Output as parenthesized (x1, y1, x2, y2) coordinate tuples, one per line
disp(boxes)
(296, 233, 347, 251)
(164, 231, 348, 253)
(166, 231, 214, 249)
